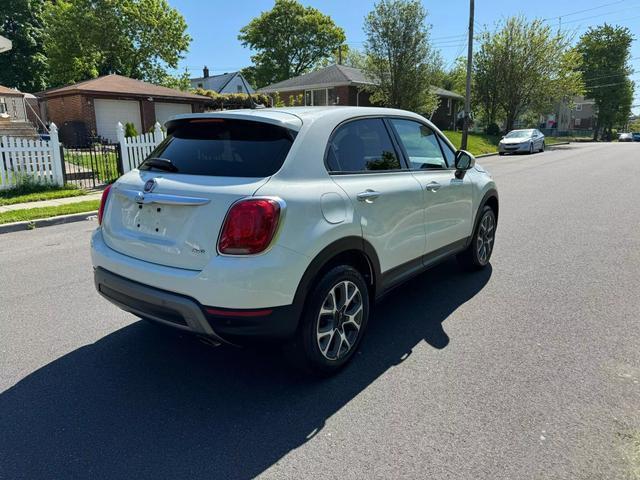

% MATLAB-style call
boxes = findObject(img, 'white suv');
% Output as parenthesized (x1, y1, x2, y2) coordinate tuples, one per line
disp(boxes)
(91, 107, 498, 374)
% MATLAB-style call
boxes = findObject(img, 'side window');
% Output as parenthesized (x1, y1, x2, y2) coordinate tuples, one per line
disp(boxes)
(326, 118, 402, 173)
(389, 119, 447, 170)
(436, 135, 456, 168)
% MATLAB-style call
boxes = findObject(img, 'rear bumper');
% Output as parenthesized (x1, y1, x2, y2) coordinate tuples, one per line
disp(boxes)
(94, 267, 299, 343)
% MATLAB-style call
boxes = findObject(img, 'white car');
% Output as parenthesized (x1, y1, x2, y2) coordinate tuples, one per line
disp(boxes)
(92, 107, 498, 375)
(499, 129, 545, 155)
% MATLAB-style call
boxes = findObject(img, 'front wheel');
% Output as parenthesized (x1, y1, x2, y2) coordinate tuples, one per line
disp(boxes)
(540, 141, 545, 152)
(529, 142, 534, 154)
(286, 265, 370, 375)
(457, 206, 496, 270)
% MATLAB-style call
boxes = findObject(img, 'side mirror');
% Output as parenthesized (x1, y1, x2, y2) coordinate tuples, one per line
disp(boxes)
(455, 149, 474, 169)
(454, 150, 475, 179)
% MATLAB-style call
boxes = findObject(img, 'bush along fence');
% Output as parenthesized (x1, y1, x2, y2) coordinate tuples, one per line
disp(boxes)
(117, 122, 165, 174)
(0, 124, 64, 190)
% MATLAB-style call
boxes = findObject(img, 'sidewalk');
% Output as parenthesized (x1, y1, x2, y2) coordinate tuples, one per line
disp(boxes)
(0, 192, 103, 214)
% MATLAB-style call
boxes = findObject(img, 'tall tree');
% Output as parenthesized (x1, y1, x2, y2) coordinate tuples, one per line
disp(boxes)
(577, 24, 634, 140)
(475, 17, 583, 132)
(238, 0, 345, 88)
(437, 57, 467, 95)
(362, 0, 441, 114)
(44, 0, 191, 88)
(0, 0, 48, 92)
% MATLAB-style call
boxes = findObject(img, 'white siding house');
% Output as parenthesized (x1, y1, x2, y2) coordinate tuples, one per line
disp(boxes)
(190, 67, 255, 94)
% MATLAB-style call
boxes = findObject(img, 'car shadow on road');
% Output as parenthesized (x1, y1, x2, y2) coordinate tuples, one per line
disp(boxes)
(0, 259, 491, 479)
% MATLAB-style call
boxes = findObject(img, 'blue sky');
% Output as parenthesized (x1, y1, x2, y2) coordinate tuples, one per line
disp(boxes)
(168, 0, 640, 113)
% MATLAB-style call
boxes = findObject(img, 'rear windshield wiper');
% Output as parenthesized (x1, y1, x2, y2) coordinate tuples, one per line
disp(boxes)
(140, 157, 178, 172)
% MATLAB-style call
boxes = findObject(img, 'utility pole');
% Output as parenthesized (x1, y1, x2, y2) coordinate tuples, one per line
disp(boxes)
(460, 0, 474, 151)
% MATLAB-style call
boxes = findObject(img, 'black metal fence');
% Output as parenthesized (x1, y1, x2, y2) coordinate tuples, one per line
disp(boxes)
(61, 141, 123, 189)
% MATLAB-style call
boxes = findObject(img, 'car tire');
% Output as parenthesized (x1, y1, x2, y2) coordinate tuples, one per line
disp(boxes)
(457, 205, 497, 270)
(529, 142, 534, 154)
(286, 265, 370, 376)
(499, 152, 505, 156)
(540, 141, 545, 152)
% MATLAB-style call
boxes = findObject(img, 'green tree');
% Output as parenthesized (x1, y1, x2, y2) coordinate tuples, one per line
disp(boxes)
(238, 0, 346, 88)
(319, 46, 368, 70)
(0, 0, 48, 92)
(437, 57, 467, 95)
(44, 0, 190, 88)
(362, 0, 441, 114)
(577, 24, 635, 140)
(475, 17, 583, 132)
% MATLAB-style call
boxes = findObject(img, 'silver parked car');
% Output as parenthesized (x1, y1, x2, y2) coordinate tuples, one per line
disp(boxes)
(618, 132, 633, 142)
(498, 129, 545, 155)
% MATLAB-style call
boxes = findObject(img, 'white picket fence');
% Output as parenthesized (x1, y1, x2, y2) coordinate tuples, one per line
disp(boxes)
(0, 123, 64, 190)
(117, 122, 166, 174)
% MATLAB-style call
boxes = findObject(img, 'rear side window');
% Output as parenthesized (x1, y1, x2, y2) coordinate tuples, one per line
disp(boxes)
(326, 118, 401, 173)
(389, 119, 448, 169)
(139, 119, 294, 177)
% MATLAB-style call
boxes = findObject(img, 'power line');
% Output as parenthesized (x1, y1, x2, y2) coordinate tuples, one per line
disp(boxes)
(542, 0, 626, 22)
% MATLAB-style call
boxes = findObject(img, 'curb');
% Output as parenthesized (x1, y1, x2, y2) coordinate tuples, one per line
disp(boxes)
(475, 141, 572, 159)
(0, 210, 98, 234)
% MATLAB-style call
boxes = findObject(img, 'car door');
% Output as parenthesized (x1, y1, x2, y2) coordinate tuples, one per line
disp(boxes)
(326, 117, 426, 277)
(387, 118, 473, 257)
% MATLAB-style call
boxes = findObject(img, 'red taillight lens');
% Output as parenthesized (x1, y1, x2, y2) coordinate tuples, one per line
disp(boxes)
(98, 184, 112, 225)
(218, 199, 281, 255)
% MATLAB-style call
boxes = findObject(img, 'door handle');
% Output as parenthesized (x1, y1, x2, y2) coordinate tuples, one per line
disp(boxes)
(426, 181, 441, 192)
(357, 189, 381, 203)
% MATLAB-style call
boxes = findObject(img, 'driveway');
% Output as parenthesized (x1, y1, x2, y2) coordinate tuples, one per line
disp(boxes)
(0, 143, 639, 479)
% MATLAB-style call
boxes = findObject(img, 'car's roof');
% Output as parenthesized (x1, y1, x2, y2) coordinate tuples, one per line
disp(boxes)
(168, 106, 426, 132)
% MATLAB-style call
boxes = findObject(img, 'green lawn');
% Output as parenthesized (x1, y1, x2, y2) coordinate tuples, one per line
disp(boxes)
(0, 187, 86, 206)
(443, 130, 501, 156)
(0, 180, 85, 206)
(0, 200, 100, 225)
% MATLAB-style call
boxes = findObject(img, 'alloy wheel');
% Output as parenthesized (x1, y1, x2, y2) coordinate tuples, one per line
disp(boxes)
(476, 212, 495, 265)
(316, 280, 364, 361)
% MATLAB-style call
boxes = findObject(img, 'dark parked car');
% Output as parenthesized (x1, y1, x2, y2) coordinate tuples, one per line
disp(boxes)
(632, 133, 640, 142)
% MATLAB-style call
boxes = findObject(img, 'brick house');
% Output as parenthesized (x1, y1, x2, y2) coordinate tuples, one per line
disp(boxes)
(38, 74, 210, 144)
(258, 64, 464, 130)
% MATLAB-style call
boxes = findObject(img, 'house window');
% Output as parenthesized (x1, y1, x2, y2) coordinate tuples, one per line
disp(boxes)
(197, 83, 203, 88)
(0, 98, 6, 114)
(304, 88, 336, 106)
(574, 118, 582, 126)
(575, 103, 582, 111)
(237, 84, 243, 93)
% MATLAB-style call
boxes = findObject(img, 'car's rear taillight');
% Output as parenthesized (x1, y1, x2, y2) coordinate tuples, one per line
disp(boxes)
(218, 199, 281, 255)
(98, 184, 112, 225)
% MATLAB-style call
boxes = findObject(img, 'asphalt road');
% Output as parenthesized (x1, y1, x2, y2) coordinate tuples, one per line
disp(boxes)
(1, 143, 639, 480)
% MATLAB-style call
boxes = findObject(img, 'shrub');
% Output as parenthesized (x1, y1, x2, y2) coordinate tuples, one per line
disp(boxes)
(485, 123, 501, 136)
(124, 122, 138, 137)
(193, 89, 271, 109)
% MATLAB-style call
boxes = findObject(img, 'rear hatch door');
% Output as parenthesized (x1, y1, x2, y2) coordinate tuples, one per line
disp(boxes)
(101, 116, 299, 270)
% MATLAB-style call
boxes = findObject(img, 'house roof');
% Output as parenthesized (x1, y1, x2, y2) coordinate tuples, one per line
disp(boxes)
(0, 85, 23, 96)
(191, 72, 238, 91)
(258, 64, 376, 93)
(39, 74, 209, 101)
(432, 87, 464, 101)
(259, 65, 466, 101)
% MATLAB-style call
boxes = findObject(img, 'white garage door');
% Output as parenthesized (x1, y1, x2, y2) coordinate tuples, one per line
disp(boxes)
(94, 99, 142, 142)
(154, 102, 192, 127)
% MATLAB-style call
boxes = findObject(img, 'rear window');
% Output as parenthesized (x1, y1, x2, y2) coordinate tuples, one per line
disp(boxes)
(139, 119, 295, 177)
